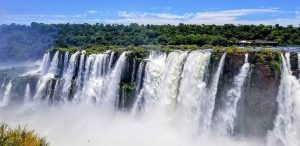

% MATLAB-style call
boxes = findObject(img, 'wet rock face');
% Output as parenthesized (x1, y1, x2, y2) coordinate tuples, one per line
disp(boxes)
(118, 53, 139, 109)
(235, 53, 280, 137)
(290, 52, 299, 78)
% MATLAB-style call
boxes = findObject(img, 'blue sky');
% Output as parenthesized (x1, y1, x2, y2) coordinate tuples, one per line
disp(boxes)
(0, 0, 300, 25)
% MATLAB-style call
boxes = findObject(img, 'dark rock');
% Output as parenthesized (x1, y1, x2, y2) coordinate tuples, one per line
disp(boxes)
(290, 52, 299, 78)
(235, 53, 280, 138)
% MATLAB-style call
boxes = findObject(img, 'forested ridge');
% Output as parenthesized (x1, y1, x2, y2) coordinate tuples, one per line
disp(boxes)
(1, 22, 300, 62)
(54, 23, 300, 47)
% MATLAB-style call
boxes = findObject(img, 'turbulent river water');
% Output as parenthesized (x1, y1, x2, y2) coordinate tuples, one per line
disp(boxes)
(0, 50, 299, 146)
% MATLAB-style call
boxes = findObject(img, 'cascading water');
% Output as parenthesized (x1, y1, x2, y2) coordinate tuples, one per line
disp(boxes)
(176, 50, 211, 131)
(61, 52, 80, 100)
(2, 49, 300, 146)
(200, 53, 226, 131)
(80, 53, 110, 103)
(297, 53, 300, 77)
(156, 51, 188, 112)
(132, 51, 167, 112)
(131, 61, 145, 113)
(0, 81, 12, 107)
(24, 83, 31, 104)
(214, 53, 250, 135)
(267, 53, 300, 146)
(105, 52, 127, 106)
(131, 59, 136, 84)
(40, 52, 50, 74)
(73, 53, 85, 101)
(33, 74, 54, 101)
(63, 52, 69, 73)
(48, 51, 59, 75)
(0, 78, 6, 96)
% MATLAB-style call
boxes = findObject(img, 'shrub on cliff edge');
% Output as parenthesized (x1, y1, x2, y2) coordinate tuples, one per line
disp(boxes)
(0, 123, 49, 146)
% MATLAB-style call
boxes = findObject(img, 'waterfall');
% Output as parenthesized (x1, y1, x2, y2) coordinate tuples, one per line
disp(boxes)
(104, 52, 128, 106)
(131, 59, 136, 84)
(108, 52, 115, 72)
(24, 83, 31, 104)
(0, 81, 12, 107)
(157, 51, 188, 112)
(82, 54, 94, 88)
(3, 49, 300, 146)
(52, 80, 60, 103)
(33, 74, 54, 101)
(201, 53, 226, 131)
(131, 61, 145, 113)
(40, 52, 50, 74)
(285, 52, 291, 73)
(63, 52, 69, 73)
(267, 53, 300, 146)
(61, 52, 80, 101)
(133, 51, 167, 112)
(81, 53, 110, 103)
(298, 53, 300, 77)
(48, 51, 59, 75)
(176, 50, 211, 130)
(214, 53, 250, 134)
(0, 78, 6, 96)
(73, 53, 85, 101)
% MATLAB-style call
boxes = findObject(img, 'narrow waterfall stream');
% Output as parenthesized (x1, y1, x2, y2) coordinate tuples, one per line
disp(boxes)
(0, 81, 12, 107)
(24, 83, 31, 104)
(214, 53, 250, 134)
(267, 53, 300, 146)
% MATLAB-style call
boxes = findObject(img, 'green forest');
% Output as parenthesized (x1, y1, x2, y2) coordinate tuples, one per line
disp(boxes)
(53, 23, 300, 47)
(1, 22, 300, 62)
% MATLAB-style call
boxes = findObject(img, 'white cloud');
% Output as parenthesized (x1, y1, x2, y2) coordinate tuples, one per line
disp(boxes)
(1, 14, 96, 24)
(87, 10, 97, 14)
(107, 9, 287, 25)
(1, 8, 299, 26)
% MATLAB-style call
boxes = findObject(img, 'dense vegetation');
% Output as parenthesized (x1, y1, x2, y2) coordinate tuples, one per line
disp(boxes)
(1, 22, 300, 62)
(0, 23, 58, 62)
(54, 23, 300, 47)
(0, 123, 49, 146)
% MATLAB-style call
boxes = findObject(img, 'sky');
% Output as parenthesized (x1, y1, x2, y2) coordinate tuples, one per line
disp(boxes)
(0, 0, 300, 25)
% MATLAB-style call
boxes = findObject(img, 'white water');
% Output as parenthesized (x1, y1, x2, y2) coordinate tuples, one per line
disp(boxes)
(201, 53, 226, 131)
(61, 52, 79, 100)
(0, 78, 6, 95)
(0, 81, 12, 107)
(81, 53, 110, 103)
(48, 51, 59, 75)
(104, 52, 127, 106)
(156, 51, 188, 113)
(214, 53, 250, 135)
(131, 61, 145, 113)
(267, 53, 300, 146)
(33, 74, 55, 101)
(73, 53, 85, 101)
(176, 50, 211, 132)
(133, 51, 167, 112)
(63, 52, 69, 73)
(298, 53, 300, 78)
(131, 59, 136, 84)
(40, 52, 50, 74)
(24, 83, 31, 104)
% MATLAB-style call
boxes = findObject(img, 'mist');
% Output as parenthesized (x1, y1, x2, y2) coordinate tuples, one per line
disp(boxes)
(0, 103, 262, 146)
